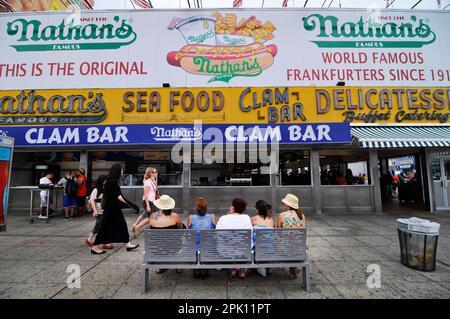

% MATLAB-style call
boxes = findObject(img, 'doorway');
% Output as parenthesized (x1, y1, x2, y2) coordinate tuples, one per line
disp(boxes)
(432, 157, 450, 211)
(378, 149, 428, 214)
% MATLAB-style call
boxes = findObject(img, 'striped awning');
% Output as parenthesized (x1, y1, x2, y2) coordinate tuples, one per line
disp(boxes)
(351, 126, 450, 148)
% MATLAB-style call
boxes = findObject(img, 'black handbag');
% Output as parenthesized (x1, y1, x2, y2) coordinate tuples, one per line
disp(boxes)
(101, 196, 106, 210)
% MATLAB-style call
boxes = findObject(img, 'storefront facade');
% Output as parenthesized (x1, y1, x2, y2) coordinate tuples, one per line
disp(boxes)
(1, 8, 449, 214)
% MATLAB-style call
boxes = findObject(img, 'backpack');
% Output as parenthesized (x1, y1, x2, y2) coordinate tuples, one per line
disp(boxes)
(65, 177, 78, 196)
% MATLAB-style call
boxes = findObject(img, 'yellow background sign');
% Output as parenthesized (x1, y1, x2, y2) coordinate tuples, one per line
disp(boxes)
(1, 87, 449, 125)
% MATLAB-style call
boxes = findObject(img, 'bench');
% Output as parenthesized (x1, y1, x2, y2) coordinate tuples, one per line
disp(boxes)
(141, 228, 310, 293)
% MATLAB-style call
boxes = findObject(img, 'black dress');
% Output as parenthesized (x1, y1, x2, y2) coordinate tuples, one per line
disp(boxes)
(94, 179, 139, 245)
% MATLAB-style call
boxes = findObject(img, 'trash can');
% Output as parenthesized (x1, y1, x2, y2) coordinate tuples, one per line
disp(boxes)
(397, 217, 440, 272)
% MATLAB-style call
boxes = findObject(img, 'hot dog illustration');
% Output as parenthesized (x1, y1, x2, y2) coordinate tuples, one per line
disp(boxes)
(167, 43, 277, 75)
(167, 13, 277, 82)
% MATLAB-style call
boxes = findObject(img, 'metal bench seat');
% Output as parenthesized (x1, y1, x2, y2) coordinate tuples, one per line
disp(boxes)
(141, 228, 310, 293)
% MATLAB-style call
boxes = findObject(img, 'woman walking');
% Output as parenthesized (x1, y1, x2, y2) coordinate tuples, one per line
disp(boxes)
(91, 164, 140, 254)
(131, 167, 159, 237)
(84, 175, 113, 249)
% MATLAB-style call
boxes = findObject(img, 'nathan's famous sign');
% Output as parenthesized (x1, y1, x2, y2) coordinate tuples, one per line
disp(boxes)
(302, 13, 436, 48)
(6, 15, 137, 51)
(166, 12, 277, 83)
(0, 9, 449, 89)
(0, 87, 448, 126)
(0, 90, 106, 124)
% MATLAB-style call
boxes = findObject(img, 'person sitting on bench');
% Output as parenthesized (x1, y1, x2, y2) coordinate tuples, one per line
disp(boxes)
(215, 198, 252, 279)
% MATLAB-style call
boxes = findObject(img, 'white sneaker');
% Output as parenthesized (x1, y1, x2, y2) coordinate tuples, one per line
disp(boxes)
(37, 215, 47, 219)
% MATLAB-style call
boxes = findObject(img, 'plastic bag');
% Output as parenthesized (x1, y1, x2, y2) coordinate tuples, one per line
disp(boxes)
(397, 217, 440, 234)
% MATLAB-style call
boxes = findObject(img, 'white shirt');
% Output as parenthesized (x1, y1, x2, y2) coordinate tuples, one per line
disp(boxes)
(215, 214, 253, 256)
(216, 214, 253, 230)
(89, 188, 103, 214)
(39, 177, 52, 197)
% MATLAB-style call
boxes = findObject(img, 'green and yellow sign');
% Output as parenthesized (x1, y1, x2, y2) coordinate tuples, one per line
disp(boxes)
(0, 87, 449, 125)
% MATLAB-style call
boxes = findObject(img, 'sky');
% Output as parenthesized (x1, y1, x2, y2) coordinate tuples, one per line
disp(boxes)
(94, 0, 450, 10)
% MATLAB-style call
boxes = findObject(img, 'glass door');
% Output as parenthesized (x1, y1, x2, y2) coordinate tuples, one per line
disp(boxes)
(432, 158, 450, 210)
(443, 159, 450, 210)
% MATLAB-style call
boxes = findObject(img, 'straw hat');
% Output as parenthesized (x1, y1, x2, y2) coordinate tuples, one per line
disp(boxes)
(281, 194, 299, 210)
(153, 195, 175, 210)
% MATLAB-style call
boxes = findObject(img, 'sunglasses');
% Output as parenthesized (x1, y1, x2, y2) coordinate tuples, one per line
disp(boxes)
(152, 171, 158, 173)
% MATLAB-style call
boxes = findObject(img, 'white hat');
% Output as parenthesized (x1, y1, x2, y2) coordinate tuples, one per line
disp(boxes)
(153, 195, 176, 210)
(281, 194, 299, 210)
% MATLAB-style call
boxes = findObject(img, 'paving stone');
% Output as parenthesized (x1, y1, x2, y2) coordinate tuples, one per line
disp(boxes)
(314, 261, 368, 285)
(29, 260, 98, 285)
(334, 283, 403, 299)
(371, 245, 401, 261)
(389, 280, 450, 299)
(306, 237, 332, 247)
(64, 247, 115, 262)
(25, 246, 86, 262)
(0, 236, 45, 246)
(104, 246, 145, 263)
(80, 261, 139, 286)
(0, 246, 50, 261)
(227, 285, 285, 299)
(313, 227, 353, 236)
(343, 247, 393, 262)
(354, 236, 397, 246)
(377, 261, 432, 283)
(275, 264, 332, 286)
(281, 284, 344, 299)
(365, 226, 396, 236)
(23, 236, 87, 249)
(172, 282, 227, 299)
(307, 246, 349, 262)
(22, 227, 69, 237)
(52, 284, 121, 299)
(113, 281, 175, 299)
(409, 264, 450, 283)
(0, 283, 65, 299)
(325, 236, 368, 247)
(226, 270, 282, 286)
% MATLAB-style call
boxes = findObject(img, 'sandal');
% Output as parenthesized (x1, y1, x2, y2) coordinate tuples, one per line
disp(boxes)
(238, 269, 246, 279)
(155, 269, 167, 274)
(229, 270, 237, 279)
(84, 239, 94, 247)
(176, 269, 183, 274)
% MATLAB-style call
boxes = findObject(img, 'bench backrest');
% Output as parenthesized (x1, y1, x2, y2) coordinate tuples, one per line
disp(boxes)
(143, 228, 307, 264)
(144, 229, 197, 263)
(254, 228, 307, 262)
(200, 229, 252, 263)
